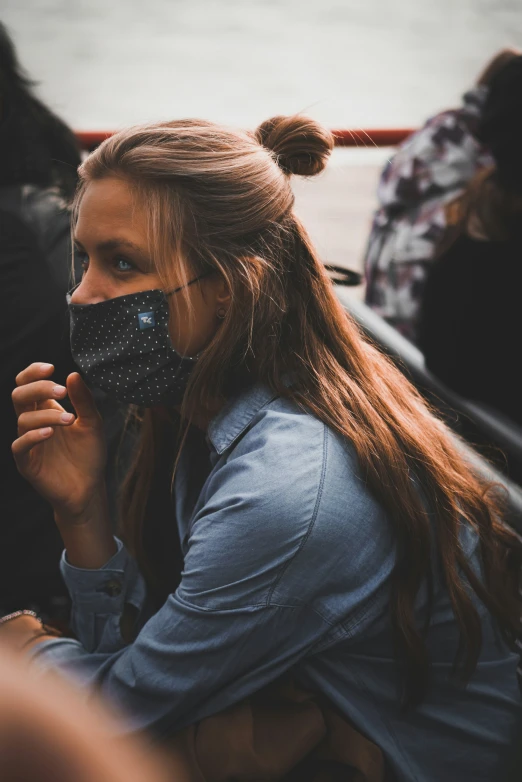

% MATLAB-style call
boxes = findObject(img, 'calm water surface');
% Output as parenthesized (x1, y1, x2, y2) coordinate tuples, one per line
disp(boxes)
(2, 0, 521, 271)
(2, 0, 521, 129)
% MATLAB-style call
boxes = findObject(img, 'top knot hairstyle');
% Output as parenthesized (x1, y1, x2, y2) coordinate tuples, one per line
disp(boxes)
(255, 115, 333, 176)
(75, 114, 522, 709)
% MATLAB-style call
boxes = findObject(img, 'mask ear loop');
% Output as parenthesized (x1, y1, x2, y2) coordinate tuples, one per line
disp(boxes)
(66, 282, 82, 305)
(163, 269, 217, 361)
(165, 269, 215, 296)
(66, 271, 215, 305)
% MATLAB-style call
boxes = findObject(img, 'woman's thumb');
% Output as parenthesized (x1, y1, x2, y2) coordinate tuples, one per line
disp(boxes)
(66, 373, 101, 424)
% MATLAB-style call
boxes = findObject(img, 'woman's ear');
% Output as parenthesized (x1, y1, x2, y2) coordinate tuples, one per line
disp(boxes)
(214, 275, 232, 310)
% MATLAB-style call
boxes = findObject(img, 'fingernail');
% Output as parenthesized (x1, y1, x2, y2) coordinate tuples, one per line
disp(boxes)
(61, 412, 74, 423)
(40, 363, 53, 372)
(39, 427, 52, 437)
(52, 385, 66, 396)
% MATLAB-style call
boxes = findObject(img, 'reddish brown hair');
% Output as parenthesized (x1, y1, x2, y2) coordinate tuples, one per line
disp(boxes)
(476, 47, 521, 87)
(444, 165, 522, 246)
(75, 116, 521, 706)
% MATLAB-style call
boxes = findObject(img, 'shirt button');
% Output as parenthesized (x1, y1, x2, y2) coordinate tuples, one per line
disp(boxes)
(97, 579, 122, 597)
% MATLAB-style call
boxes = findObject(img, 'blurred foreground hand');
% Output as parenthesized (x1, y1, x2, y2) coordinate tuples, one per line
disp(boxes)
(0, 649, 191, 782)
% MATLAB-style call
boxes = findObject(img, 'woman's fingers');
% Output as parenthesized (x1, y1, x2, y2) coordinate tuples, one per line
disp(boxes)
(66, 373, 101, 424)
(15, 362, 55, 386)
(12, 380, 67, 416)
(17, 408, 75, 436)
(12, 426, 54, 459)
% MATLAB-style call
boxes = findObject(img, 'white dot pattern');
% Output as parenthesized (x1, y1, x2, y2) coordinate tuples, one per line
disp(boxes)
(68, 289, 198, 406)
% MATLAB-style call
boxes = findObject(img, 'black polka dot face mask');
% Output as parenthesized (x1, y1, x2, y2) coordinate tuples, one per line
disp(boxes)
(67, 276, 209, 407)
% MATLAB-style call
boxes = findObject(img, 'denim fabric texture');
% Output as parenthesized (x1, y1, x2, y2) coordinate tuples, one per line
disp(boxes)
(31, 384, 521, 781)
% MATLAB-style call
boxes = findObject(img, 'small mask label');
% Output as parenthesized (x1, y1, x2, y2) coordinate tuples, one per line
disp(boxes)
(138, 311, 155, 330)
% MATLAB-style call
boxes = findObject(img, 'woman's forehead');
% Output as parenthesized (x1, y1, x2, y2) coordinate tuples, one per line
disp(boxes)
(76, 178, 148, 249)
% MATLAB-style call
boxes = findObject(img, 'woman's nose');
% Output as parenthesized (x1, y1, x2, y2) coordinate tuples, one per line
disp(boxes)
(69, 269, 110, 305)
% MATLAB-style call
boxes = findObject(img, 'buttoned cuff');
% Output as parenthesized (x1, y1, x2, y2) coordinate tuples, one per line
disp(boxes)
(60, 537, 147, 653)
(60, 537, 146, 614)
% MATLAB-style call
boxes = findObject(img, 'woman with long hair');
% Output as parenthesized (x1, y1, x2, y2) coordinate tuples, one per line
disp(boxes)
(4, 114, 522, 780)
(419, 55, 522, 426)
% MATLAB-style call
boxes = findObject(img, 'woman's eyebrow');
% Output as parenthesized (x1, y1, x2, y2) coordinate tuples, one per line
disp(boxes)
(73, 237, 146, 254)
(97, 239, 145, 253)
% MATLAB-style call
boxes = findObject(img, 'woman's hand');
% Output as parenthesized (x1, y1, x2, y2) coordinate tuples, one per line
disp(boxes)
(0, 615, 59, 653)
(12, 363, 106, 519)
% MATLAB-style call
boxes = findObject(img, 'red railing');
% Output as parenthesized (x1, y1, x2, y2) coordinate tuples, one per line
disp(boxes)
(332, 128, 414, 147)
(75, 128, 414, 152)
(76, 131, 115, 151)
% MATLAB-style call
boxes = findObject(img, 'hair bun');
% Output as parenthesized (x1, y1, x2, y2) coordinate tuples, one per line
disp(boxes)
(255, 115, 333, 176)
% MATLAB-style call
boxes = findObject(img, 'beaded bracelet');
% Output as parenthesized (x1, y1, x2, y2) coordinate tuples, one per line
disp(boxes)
(0, 610, 40, 627)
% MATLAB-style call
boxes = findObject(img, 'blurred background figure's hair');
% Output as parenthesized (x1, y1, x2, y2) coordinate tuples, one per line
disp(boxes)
(0, 650, 188, 782)
(476, 54, 522, 197)
(444, 54, 522, 243)
(475, 47, 521, 87)
(0, 22, 80, 199)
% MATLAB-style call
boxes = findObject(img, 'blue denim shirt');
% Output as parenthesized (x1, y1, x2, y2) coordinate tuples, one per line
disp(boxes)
(32, 384, 521, 781)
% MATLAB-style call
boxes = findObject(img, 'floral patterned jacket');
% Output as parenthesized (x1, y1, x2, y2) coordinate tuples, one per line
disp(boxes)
(363, 86, 493, 343)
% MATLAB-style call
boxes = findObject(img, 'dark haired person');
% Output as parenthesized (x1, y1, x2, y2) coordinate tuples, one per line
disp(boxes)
(364, 47, 519, 343)
(0, 22, 81, 616)
(2, 115, 521, 781)
(420, 55, 522, 427)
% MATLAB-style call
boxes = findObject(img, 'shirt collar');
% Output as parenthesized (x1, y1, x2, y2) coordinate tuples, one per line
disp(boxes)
(207, 383, 279, 455)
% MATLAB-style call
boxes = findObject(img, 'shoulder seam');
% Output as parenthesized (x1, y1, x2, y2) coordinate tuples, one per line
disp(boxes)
(266, 423, 329, 606)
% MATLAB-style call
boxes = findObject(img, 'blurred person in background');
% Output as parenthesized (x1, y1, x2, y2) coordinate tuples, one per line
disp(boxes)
(363, 47, 519, 343)
(0, 23, 129, 621)
(0, 22, 81, 618)
(2, 114, 522, 781)
(419, 55, 522, 427)
(0, 648, 177, 782)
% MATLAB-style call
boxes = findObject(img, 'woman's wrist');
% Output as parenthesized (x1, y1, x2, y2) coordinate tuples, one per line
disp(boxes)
(53, 485, 109, 527)
(0, 614, 59, 653)
(54, 488, 117, 569)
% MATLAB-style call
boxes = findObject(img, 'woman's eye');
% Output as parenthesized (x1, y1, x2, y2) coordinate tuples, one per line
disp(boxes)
(75, 251, 89, 272)
(114, 257, 135, 272)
